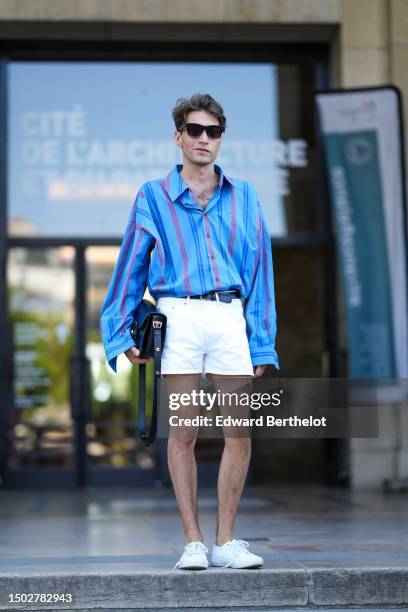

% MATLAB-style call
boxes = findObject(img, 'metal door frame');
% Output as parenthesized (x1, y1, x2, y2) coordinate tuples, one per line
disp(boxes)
(1, 236, 159, 488)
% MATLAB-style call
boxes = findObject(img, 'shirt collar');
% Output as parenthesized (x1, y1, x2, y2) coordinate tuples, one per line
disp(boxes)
(164, 163, 233, 202)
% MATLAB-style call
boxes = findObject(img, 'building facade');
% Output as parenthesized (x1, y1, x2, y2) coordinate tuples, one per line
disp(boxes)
(0, 0, 406, 489)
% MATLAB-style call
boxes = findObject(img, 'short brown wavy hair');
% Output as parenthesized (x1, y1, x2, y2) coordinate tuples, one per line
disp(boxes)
(172, 93, 227, 131)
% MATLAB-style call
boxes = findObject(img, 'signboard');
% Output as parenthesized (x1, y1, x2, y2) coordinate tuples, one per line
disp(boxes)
(9, 61, 308, 238)
(316, 87, 408, 381)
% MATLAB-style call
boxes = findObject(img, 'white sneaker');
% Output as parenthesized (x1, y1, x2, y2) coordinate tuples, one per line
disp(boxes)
(210, 539, 264, 569)
(173, 541, 209, 570)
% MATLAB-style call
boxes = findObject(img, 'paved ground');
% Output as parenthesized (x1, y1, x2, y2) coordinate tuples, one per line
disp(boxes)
(0, 484, 407, 609)
(1, 484, 407, 571)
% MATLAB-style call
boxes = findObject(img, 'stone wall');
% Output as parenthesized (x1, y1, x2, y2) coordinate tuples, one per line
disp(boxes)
(0, 0, 340, 23)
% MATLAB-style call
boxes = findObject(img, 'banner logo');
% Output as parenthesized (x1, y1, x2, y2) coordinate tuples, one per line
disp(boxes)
(345, 137, 373, 165)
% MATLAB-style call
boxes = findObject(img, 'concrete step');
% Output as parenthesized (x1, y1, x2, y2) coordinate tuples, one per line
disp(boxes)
(1, 566, 408, 610)
(1, 609, 404, 612)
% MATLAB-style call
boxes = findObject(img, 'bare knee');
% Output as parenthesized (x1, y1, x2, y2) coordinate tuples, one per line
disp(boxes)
(224, 436, 251, 455)
(168, 434, 197, 453)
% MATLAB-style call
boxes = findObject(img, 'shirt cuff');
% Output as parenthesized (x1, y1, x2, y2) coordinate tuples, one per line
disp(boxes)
(250, 347, 280, 369)
(106, 335, 137, 373)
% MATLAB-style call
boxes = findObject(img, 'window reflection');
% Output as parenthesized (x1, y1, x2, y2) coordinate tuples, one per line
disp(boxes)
(86, 246, 155, 470)
(8, 61, 319, 239)
(7, 247, 75, 468)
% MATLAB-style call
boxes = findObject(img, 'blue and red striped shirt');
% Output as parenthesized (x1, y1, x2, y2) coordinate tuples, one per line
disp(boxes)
(100, 163, 279, 373)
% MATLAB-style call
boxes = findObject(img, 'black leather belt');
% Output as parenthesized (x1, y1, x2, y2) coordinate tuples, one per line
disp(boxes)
(184, 290, 241, 303)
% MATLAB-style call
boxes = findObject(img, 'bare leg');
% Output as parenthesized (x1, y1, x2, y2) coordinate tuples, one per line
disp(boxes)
(165, 373, 202, 544)
(209, 374, 253, 546)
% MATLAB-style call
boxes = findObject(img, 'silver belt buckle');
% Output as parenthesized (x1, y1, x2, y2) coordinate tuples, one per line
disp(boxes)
(218, 291, 232, 303)
(153, 320, 162, 329)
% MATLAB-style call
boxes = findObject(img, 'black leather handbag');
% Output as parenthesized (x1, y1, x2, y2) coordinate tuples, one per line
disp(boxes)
(129, 299, 167, 446)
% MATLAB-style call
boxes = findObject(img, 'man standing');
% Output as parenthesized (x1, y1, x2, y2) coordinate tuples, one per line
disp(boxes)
(100, 93, 279, 570)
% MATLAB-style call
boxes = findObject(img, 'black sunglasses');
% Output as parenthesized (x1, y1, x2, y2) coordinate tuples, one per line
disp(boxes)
(179, 123, 225, 139)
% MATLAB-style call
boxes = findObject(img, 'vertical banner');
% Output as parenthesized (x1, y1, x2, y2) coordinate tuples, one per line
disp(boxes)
(316, 87, 408, 381)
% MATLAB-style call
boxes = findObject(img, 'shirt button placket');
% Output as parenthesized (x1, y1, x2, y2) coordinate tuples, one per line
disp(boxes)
(203, 216, 217, 284)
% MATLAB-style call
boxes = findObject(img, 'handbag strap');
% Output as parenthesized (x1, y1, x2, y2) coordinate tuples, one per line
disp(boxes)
(138, 326, 163, 446)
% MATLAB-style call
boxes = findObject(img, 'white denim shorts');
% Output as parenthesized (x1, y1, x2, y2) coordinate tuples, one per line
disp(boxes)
(156, 295, 254, 377)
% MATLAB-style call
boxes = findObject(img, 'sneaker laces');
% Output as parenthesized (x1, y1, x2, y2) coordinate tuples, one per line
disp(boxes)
(185, 541, 209, 555)
(222, 539, 250, 567)
(229, 539, 250, 552)
(173, 541, 208, 569)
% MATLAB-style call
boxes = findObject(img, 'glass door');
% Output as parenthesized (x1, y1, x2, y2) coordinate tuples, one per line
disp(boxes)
(5, 246, 76, 486)
(85, 246, 157, 485)
(4, 244, 159, 487)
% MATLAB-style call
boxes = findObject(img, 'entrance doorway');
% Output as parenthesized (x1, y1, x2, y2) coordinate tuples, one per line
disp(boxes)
(2, 243, 159, 487)
(0, 49, 346, 488)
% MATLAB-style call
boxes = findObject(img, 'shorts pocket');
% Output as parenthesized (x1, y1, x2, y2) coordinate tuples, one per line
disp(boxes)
(219, 302, 246, 332)
(157, 299, 187, 328)
(227, 299, 245, 317)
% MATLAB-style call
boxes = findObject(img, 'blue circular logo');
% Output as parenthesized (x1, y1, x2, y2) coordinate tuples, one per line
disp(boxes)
(345, 137, 373, 165)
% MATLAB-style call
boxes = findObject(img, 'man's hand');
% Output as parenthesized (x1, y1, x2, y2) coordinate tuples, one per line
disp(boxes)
(253, 364, 267, 378)
(124, 346, 152, 365)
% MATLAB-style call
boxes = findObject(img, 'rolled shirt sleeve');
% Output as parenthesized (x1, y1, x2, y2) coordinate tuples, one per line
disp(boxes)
(100, 186, 156, 373)
(244, 187, 280, 370)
